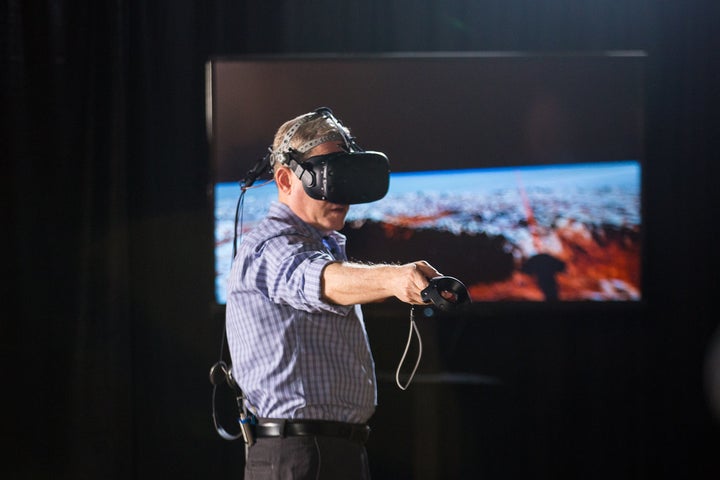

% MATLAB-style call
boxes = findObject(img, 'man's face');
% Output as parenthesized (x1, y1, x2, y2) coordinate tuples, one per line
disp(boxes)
(278, 142, 350, 233)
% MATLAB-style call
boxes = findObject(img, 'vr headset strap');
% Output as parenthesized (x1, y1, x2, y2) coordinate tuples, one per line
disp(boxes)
(296, 131, 346, 154)
(273, 108, 353, 166)
(287, 156, 316, 187)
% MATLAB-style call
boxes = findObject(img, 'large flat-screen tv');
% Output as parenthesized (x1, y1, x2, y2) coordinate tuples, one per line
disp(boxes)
(207, 52, 645, 307)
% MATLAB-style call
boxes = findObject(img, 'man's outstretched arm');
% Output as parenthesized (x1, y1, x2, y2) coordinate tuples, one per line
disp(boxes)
(321, 260, 441, 306)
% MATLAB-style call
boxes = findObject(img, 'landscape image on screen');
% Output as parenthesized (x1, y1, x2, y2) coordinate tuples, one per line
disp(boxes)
(215, 160, 640, 304)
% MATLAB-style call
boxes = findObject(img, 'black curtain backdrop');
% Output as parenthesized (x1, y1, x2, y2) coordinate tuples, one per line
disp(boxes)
(4, 1, 719, 479)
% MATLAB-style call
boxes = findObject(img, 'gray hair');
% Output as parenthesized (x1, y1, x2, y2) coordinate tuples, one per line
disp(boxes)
(270, 111, 349, 167)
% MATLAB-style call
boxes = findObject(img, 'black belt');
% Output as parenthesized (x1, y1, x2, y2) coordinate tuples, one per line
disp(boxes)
(253, 419, 370, 444)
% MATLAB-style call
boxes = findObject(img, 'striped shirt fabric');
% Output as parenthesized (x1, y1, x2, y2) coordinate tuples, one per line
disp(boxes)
(225, 201, 377, 423)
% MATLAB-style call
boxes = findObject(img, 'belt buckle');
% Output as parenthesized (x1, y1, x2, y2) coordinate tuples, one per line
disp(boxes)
(258, 419, 287, 438)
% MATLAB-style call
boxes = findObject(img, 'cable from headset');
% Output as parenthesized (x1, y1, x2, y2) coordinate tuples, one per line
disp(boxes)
(395, 306, 423, 390)
(210, 161, 272, 443)
(231, 189, 245, 261)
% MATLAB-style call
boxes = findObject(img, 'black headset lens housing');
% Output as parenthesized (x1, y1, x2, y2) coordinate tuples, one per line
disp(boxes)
(293, 150, 390, 205)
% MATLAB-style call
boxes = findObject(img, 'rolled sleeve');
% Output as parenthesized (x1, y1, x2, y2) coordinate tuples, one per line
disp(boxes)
(301, 256, 353, 316)
(262, 236, 353, 316)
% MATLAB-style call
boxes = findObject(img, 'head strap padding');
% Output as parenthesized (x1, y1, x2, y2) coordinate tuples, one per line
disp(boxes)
(272, 111, 334, 166)
(296, 131, 346, 154)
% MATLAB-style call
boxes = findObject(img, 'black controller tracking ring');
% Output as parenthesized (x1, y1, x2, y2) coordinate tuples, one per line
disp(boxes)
(420, 276, 472, 311)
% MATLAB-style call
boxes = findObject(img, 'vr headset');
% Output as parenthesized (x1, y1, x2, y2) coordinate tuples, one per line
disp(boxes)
(287, 150, 389, 204)
(242, 107, 390, 205)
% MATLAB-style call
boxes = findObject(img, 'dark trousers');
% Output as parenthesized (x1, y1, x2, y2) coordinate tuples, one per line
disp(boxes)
(244, 435, 371, 480)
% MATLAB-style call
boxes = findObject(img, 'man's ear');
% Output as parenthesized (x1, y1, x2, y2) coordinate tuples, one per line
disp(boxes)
(275, 166, 293, 194)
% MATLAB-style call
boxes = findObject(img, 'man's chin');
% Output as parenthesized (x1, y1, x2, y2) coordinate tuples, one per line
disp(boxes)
(325, 214, 347, 231)
(328, 219, 347, 231)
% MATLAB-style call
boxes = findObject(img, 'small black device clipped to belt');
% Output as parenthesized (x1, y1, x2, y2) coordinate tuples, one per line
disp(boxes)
(253, 419, 371, 444)
(209, 360, 256, 445)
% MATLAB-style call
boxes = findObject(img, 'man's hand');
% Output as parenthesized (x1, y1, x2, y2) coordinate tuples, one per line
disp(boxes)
(389, 261, 442, 304)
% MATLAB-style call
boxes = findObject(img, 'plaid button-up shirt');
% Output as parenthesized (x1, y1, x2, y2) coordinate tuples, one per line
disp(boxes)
(226, 201, 377, 423)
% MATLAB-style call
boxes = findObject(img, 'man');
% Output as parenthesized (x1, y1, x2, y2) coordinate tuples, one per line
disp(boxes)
(225, 109, 442, 479)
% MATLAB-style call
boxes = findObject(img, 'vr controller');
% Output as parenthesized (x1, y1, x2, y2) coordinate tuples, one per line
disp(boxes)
(421, 276, 472, 311)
